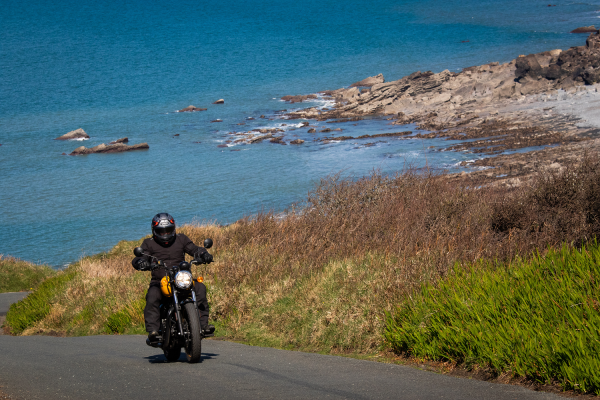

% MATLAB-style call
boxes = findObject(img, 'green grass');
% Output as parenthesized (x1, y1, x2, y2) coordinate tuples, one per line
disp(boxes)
(5, 267, 77, 334)
(384, 242, 600, 394)
(0, 256, 56, 293)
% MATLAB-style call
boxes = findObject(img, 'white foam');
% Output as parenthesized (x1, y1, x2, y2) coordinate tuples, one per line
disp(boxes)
(71, 137, 89, 141)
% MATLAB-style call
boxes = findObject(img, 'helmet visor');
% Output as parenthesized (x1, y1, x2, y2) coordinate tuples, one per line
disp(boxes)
(154, 226, 175, 236)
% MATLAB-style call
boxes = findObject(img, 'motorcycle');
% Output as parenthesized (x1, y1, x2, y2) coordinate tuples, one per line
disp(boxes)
(133, 238, 214, 363)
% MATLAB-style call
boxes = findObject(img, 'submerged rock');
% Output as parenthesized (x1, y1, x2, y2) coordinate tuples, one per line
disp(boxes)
(70, 142, 149, 155)
(178, 105, 207, 112)
(55, 128, 89, 141)
(109, 137, 128, 144)
(213, 99, 225, 104)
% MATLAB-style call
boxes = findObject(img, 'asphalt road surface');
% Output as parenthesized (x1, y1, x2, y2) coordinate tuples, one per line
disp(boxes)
(0, 293, 561, 400)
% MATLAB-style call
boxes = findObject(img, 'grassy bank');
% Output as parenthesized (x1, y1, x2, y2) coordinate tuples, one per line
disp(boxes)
(0, 255, 56, 293)
(384, 243, 600, 394)
(5, 159, 600, 393)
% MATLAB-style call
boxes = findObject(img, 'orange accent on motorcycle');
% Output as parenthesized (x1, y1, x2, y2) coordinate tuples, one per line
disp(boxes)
(160, 276, 173, 297)
(197, 277, 204, 283)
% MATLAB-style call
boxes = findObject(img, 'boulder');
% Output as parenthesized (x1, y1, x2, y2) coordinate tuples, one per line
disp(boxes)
(213, 99, 225, 104)
(70, 142, 149, 155)
(290, 139, 305, 145)
(55, 128, 89, 141)
(109, 137, 128, 144)
(178, 105, 207, 112)
(350, 73, 384, 87)
(515, 54, 543, 81)
(571, 26, 598, 34)
(308, 128, 316, 133)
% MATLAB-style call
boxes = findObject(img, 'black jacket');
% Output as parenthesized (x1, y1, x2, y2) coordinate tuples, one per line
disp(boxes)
(132, 233, 208, 281)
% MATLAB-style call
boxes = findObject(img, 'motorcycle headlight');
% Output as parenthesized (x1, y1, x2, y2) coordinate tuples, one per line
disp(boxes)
(174, 270, 193, 290)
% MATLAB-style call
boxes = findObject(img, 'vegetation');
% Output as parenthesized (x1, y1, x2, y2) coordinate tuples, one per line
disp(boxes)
(5, 157, 600, 393)
(0, 255, 56, 293)
(385, 244, 600, 394)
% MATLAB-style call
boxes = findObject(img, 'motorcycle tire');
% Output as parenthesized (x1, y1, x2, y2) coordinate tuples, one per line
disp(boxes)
(163, 346, 181, 362)
(182, 302, 202, 363)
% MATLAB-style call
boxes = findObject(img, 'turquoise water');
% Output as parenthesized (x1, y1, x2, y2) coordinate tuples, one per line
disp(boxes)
(2, 0, 598, 266)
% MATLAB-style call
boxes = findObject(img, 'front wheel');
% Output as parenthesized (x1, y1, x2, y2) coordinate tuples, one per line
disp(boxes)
(163, 347, 181, 362)
(182, 302, 202, 363)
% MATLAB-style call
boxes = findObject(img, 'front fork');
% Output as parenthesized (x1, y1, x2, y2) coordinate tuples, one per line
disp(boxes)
(173, 287, 200, 337)
(172, 289, 185, 336)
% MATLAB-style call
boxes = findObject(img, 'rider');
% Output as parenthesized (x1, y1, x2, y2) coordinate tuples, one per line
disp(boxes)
(132, 213, 215, 343)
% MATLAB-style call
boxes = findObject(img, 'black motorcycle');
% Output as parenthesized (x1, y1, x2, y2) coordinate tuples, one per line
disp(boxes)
(133, 238, 214, 363)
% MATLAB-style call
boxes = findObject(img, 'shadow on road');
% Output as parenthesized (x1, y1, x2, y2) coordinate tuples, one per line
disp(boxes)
(145, 352, 219, 363)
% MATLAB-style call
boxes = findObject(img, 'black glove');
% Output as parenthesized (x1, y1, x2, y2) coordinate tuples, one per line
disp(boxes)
(136, 259, 151, 271)
(195, 251, 213, 264)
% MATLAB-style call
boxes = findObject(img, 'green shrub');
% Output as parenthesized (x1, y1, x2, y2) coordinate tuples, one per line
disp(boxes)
(5, 269, 77, 334)
(385, 243, 600, 394)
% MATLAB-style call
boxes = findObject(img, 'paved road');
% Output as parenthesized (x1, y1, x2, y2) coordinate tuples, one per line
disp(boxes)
(0, 294, 560, 400)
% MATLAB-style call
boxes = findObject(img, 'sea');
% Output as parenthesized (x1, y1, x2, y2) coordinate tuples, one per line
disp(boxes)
(2, 0, 599, 267)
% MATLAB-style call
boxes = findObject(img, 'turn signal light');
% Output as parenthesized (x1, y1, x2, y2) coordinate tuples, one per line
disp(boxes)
(197, 277, 204, 283)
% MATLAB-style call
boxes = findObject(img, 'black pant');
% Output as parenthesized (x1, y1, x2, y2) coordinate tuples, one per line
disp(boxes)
(144, 280, 209, 333)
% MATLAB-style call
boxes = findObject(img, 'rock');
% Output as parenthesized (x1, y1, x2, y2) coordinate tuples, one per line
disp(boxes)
(249, 134, 273, 144)
(350, 73, 385, 87)
(237, 122, 245, 125)
(301, 122, 309, 126)
(549, 49, 562, 57)
(61, 152, 66, 155)
(217, 144, 228, 148)
(320, 128, 332, 133)
(308, 128, 316, 133)
(571, 26, 598, 34)
(211, 119, 223, 123)
(281, 94, 318, 103)
(290, 139, 305, 145)
(70, 142, 149, 155)
(270, 137, 285, 144)
(515, 54, 543, 81)
(55, 128, 89, 141)
(109, 137, 128, 144)
(178, 105, 207, 112)
(213, 99, 225, 104)
(173, 134, 180, 137)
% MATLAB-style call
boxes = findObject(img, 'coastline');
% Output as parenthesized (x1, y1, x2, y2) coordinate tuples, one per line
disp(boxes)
(280, 33, 600, 187)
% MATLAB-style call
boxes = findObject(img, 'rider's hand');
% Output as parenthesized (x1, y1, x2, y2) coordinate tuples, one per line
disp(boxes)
(195, 251, 212, 264)
(136, 259, 151, 271)
(202, 252, 213, 264)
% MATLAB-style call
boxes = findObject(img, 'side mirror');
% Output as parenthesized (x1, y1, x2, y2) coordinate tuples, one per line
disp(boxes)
(203, 238, 213, 249)
(134, 247, 144, 257)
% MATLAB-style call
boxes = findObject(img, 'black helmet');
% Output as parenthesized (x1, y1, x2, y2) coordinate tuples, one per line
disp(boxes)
(151, 213, 176, 246)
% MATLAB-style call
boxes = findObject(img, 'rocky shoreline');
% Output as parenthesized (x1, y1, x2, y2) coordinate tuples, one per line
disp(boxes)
(278, 33, 600, 187)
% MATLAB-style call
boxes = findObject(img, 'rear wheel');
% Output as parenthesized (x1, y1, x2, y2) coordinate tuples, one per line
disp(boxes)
(182, 303, 202, 363)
